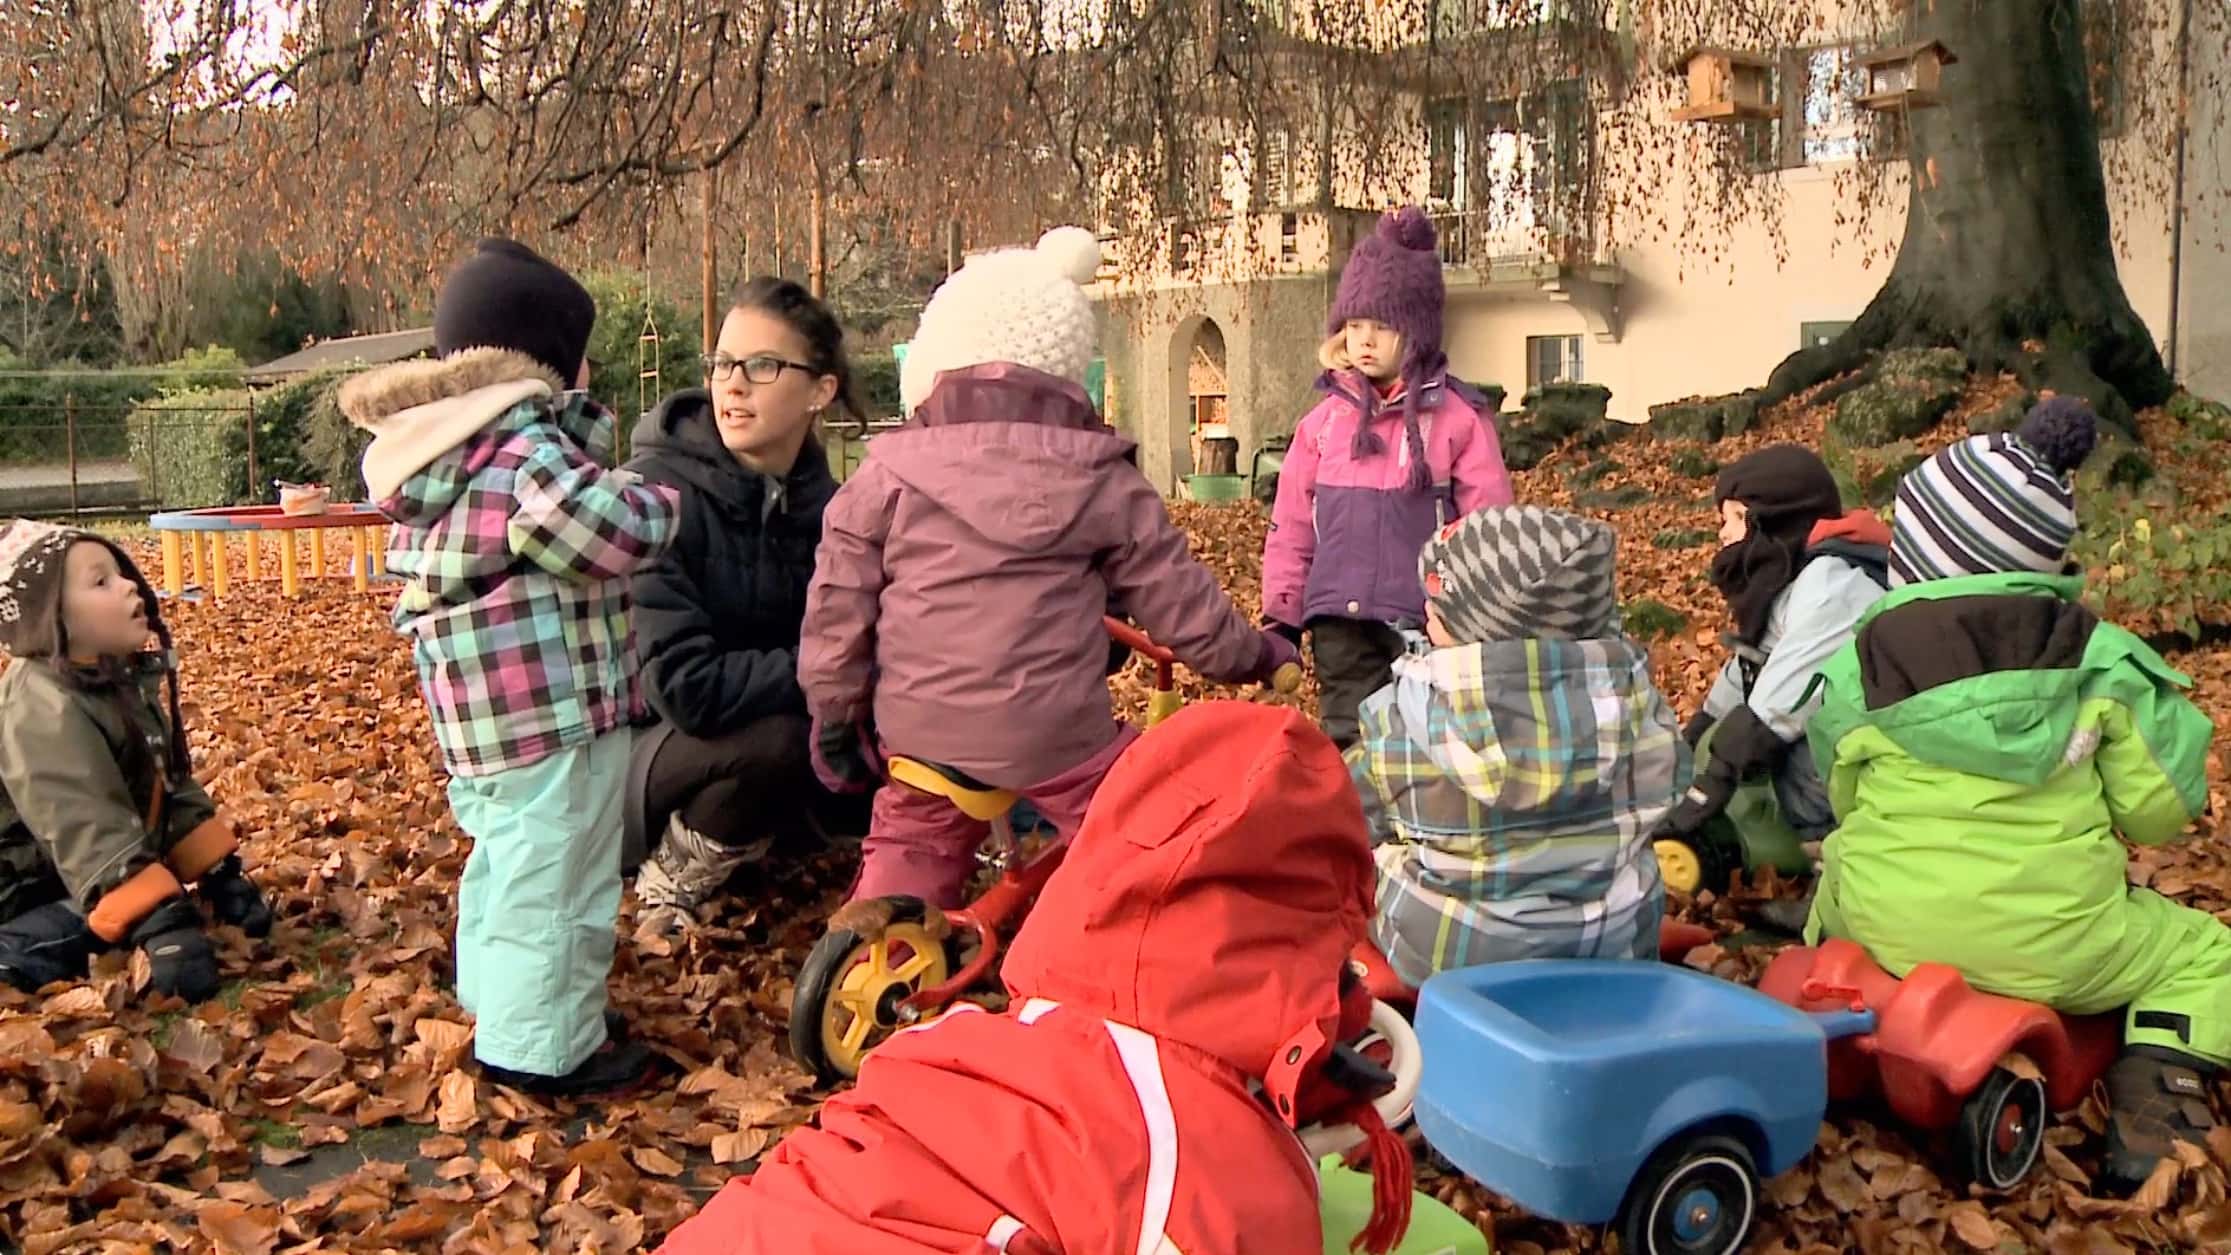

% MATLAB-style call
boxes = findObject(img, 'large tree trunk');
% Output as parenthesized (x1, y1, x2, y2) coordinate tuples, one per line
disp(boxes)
(1762, 0, 2173, 430)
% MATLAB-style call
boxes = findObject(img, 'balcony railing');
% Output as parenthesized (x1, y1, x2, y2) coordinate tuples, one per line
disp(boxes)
(1094, 206, 1611, 291)
(1427, 209, 1608, 280)
(1096, 208, 1383, 288)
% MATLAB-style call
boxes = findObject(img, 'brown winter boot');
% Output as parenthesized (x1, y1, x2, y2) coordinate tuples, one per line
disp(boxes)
(2101, 1045, 2218, 1195)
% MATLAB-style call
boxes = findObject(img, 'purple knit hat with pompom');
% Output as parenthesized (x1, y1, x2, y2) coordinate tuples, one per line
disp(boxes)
(1329, 207, 1447, 493)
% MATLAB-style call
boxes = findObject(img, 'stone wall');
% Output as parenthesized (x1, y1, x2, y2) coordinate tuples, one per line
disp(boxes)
(1101, 273, 1336, 493)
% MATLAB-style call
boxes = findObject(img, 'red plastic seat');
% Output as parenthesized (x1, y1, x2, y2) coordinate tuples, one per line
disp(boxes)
(1760, 938, 2118, 1129)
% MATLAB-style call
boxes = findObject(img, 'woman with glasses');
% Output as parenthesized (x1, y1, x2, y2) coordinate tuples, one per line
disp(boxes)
(622, 277, 867, 936)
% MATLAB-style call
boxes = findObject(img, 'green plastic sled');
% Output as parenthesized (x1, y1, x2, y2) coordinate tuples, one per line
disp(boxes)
(1319, 1156, 1492, 1255)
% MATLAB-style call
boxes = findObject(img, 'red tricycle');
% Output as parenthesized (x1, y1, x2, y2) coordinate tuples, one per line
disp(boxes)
(789, 618, 1301, 1082)
(1760, 937, 2120, 1189)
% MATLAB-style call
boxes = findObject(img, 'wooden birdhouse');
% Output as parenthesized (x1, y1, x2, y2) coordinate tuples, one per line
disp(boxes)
(1858, 40, 1957, 112)
(1670, 47, 1779, 124)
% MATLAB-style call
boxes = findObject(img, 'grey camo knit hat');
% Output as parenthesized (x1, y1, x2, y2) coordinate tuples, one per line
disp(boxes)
(1419, 505, 1619, 643)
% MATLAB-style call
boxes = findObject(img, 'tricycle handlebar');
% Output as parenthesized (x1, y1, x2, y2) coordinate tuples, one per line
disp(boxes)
(1104, 616, 1177, 665)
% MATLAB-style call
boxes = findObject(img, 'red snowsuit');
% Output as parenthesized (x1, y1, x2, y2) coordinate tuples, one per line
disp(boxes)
(659, 702, 1376, 1254)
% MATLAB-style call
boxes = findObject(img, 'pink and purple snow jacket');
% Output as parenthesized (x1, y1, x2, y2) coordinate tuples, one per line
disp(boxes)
(1262, 370, 1513, 630)
(799, 363, 1272, 785)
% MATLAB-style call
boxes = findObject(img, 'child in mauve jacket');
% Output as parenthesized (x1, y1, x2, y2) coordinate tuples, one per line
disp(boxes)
(800, 228, 1295, 920)
(657, 702, 1412, 1255)
(341, 238, 680, 1097)
(1807, 399, 2225, 1194)
(1662, 445, 1889, 924)
(1262, 206, 1513, 750)
(0, 522, 272, 1001)
(1351, 506, 1681, 986)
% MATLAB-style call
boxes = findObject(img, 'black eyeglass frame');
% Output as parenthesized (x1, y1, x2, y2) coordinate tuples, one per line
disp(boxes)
(700, 352, 819, 384)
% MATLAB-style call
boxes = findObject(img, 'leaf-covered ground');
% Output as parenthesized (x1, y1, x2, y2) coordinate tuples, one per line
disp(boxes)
(8, 382, 2231, 1253)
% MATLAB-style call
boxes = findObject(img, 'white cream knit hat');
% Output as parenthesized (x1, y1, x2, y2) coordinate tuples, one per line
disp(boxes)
(899, 226, 1103, 414)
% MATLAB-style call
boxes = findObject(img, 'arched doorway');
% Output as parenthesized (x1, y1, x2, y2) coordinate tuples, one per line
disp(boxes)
(1183, 319, 1237, 488)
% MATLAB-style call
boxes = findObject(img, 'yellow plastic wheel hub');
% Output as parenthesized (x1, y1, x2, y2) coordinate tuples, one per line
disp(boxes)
(1654, 838, 1704, 896)
(818, 922, 951, 1077)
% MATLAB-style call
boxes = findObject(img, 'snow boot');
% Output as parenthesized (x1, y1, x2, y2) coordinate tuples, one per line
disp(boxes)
(2102, 1044, 2219, 1195)
(1752, 890, 1816, 936)
(481, 1037, 657, 1098)
(634, 814, 770, 936)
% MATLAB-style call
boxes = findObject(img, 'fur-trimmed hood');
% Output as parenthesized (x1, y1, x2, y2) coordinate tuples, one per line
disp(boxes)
(340, 348, 568, 501)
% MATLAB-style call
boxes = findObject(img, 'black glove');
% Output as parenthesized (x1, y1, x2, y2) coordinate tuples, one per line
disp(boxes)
(1261, 616, 1304, 648)
(1655, 754, 1738, 839)
(130, 898, 220, 1002)
(1681, 709, 1716, 749)
(1105, 638, 1133, 677)
(811, 716, 884, 795)
(198, 855, 273, 938)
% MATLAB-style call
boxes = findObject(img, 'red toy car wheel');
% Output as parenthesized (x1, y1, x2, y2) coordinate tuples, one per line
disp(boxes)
(1954, 1067, 2047, 1190)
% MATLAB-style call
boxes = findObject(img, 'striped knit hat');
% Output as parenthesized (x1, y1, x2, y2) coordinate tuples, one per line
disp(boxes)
(1419, 505, 1618, 642)
(1889, 397, 2099, 586)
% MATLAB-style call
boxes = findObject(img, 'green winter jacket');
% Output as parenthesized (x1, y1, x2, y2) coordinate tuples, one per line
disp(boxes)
(0, 656, 219, 923)
(1804, 571, 2213, 977)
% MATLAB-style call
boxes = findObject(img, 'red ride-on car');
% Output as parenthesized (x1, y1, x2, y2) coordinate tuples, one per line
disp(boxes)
(1759, 938, 2120, 1189)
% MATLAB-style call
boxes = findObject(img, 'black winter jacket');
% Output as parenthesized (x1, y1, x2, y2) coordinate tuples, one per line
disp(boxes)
(626, 390, 837, 737)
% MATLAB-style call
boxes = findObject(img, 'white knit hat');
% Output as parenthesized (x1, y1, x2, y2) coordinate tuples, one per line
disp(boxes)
(899, 226, 1103, 414)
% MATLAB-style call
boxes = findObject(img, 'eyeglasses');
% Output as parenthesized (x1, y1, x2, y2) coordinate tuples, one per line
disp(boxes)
(701, 352, 817, 384)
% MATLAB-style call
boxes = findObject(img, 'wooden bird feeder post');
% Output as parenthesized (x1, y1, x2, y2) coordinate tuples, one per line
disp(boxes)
(1858, 40, 1958, 112)
(1670, 47, 1780, 124)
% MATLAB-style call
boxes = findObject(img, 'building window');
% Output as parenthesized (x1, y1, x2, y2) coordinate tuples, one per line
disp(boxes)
(1259, 128, 1295, 209)
(1426, 97, 1468, 208)
(1171, 224, 1200, 274)
(1279, 213, 1300, 262)
(1800, 320, 1853, 350)
(1800, 46, 1868, 163)
(1527, 335, 1584, 388)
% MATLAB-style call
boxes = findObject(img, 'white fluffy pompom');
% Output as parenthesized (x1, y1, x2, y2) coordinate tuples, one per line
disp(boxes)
(1035, 226, 1103, 285)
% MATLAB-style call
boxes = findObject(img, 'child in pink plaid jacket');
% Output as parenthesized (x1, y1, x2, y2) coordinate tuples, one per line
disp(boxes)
(342, 239, 679, 1097)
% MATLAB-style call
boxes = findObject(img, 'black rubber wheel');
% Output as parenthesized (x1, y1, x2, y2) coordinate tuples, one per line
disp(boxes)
(1953, 1066, 2047, 1190)
(788, 896, 951, 1084)
(1692, 815, 1749, 894)
(1613, 1133, 1758, 1255)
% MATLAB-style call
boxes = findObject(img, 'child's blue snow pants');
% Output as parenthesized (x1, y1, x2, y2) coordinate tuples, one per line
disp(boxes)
(447, 729, 631, 1075)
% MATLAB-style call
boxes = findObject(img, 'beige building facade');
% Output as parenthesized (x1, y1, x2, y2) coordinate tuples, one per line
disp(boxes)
(1095, 16, 2231, 492)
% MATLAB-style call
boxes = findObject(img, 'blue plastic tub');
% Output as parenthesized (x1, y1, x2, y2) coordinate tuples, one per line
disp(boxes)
(1413, 960, 1868, 1227)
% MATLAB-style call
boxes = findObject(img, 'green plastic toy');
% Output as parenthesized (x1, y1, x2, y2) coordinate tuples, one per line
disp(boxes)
(1651, 725, 1813, 897)
(1318, 1156, 1491, 1255)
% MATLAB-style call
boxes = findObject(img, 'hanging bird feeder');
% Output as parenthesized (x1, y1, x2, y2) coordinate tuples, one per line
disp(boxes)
(1858, 40, 1958, 112)
(1670, 46, 1780, 124)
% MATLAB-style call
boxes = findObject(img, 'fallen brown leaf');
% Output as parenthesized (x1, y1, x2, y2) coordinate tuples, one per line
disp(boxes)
(711, 1128, 772, 1165)
(436, 1069, 477, 1135)
(195, 1201, 280, 1255)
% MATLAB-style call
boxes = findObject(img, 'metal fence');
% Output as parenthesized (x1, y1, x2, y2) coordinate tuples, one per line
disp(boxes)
(0, 402, 261, 516)
(0, 398, 900, 517)
(824, 417, 906, 481)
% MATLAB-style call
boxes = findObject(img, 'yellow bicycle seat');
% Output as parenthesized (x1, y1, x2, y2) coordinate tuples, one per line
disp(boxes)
(888, 756, 1019, 822)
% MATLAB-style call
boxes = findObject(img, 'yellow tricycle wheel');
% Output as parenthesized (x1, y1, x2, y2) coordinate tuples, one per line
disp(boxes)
(791, 903, 953, 1082)
(1654, 838, 1704, 897)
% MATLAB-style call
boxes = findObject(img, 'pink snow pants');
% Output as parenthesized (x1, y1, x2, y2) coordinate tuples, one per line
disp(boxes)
(852, 724, 1142, 908)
